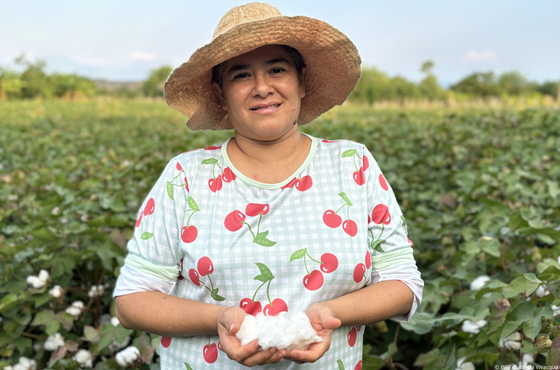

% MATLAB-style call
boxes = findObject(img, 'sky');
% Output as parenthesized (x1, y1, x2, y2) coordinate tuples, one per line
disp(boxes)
(1, 0, 559, 86)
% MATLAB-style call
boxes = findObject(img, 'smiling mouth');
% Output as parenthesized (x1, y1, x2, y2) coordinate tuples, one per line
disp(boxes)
(250, 104, 281, 111)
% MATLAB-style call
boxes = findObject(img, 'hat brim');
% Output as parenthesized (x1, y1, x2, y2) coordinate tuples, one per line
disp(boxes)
(164, 15, 361, 130)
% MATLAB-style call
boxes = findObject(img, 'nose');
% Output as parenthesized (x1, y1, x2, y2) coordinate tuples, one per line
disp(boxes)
(252, 71, 273, 98)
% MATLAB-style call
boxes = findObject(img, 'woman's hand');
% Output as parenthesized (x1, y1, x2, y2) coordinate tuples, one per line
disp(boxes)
(217, 306, 287, 367)
(284, 303, 342, 364)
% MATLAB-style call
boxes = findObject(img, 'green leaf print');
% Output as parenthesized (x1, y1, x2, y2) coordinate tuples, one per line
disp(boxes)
(254, 263, 274, 282)
(184, 363, 193, 370)
(201, 158, 218, 165)
(338, 192, 353, 206)
(140, 232, 153, 240)
(337, 359, 345, 370)
(187, 196, 199, 212)
(371, 239, 386, 253)
(254, 235, 277, 247)
(341, 149, 356, 158)
(210, 288, 226, 301)
(290, 248, 307, 262)
(166, 181, 174, 200)
(401, 215, 407, 228)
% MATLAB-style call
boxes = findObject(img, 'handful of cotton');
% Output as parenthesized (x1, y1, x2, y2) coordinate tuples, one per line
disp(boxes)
(236, 311, 322, 350)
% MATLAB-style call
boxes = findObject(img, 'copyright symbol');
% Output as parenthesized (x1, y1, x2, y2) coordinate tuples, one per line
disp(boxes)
(494, 366, 499, 369)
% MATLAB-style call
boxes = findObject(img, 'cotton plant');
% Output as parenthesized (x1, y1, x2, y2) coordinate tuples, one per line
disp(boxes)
(3, 356, 37, 370)
(65, 301, 85, 317)
(461, 319, 487, 334)
(455, 357, 475, 370)
(26, 269, 49, 289)
(87, 285, 105, 298)
(109, 336, 131, 353)
(73, 349, 93, 368)
(115, 346, 141, 367)
(48, 285, 64, 298)
(498, 332, 522, 350)
(469, 275, 490, 291)
(535, 285, 550, 298)
(43, 333, 65, 351)
(111, 317, 120, 327)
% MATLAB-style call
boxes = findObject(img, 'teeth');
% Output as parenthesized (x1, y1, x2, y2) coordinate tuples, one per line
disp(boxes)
(252, 104, 280, 111)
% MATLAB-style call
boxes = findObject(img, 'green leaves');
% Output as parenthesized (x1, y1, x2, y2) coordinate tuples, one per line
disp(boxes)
(338, 192, 353, 206)
(501, 274, 541, 298)
(201, 158, 218, 165)
(290, 248, 307, 262)
(253, 231, 276, 247)
(140, 232, 154, 240)
(166, 181, 174, 200)
(187, 196, 199, 212)
(30, 310, 73, 335)
(341, 149, 356, 158)
(210, 288, 225, 301)
(254, 263, 274, 282)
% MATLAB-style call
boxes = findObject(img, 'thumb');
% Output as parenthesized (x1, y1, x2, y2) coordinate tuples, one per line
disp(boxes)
(320, 309, 341, 330)
(220, 307, 245, 335)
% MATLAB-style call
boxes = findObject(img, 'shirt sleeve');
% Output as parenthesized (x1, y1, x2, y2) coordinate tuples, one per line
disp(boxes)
(113, 157, 188, 298)
(363, 146, 424, 322)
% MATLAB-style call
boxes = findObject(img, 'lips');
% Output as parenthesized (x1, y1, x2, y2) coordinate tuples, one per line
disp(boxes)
(250, 103, 280, 111)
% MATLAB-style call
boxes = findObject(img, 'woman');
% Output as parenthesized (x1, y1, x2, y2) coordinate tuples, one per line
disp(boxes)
(114, 3, 423, 369)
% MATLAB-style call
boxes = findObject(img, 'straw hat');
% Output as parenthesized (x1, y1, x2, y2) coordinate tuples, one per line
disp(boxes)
(164, 2, 361, 130)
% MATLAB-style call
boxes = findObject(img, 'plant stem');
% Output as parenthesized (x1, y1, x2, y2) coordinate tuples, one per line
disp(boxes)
(252, 280, 267, 302)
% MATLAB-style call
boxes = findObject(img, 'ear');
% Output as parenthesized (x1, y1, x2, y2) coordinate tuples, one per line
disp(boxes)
(212, 81, 227, 110)
(299, 66, 308, 99)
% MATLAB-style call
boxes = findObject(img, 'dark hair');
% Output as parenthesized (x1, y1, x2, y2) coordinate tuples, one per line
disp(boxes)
(212, 45, 305, 89)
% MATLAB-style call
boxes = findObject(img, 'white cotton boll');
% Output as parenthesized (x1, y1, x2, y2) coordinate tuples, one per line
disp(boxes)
(33, 342, 42, 352)
(519, 354, 534, 369)
(66, 306, 81, 316)
(44, 333, 65, 351)
(72, 301, 85, 309)
(88, 285, 105, 298)
(456, 357, 475, 370)
(108, 336, 130, 353)
(26, 276, 45, 289)
(111, 317, 120, 327)
(552, 305, 560, 316)
(236, 311, 322, 350)
(536, 285, 550, 298)
(51, 206, 60, 215)
(115, 346, 140, 367)
(38, 270, 49, 282)
(73, 349, 93, 368)
(499, 332, 522, 350)
(461, 320, 487, 334)
(469, 275, 490, 291)
(49, 285, 63, 298)
(10, 357, 37, 370)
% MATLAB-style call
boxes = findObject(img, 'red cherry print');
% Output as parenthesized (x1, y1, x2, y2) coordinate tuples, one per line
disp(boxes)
(303, 270, 324, 291)
(295, 175, 313, 191)
(353, 167, 365, 186)
(363, 155, 369, 171)
(353, 263, 366, 283)
(347, 327, 357, 347)
(222, 167, 236, 183)
(379, 174, 388, 191)
(365, 251, 371, 269)
(224, 210, 246, 231)
(407, 236, 414, 247)
(135, 213, 143, 228)
(321, 139, 338, 143)
(263, 298, 288, 316)
(176, 162, 183, 171)
(204, 145, 221, 150)
(355, 360, 363, 370)
(197, 257, 214, 276)
(208, 175, 223, 193)
(143, 198, 155, 216)
(218, 341, 223, 352)
(323, 210, 342, 228)
(281, 177, 298, 190)
(320, 253, 338, 273)
(161, 336, 171, 348)
(240, 298, 262, 316)
(245, 203, 270, 217)
(181, 225, 198, 243)
(203, 343, 218, 363)
(184, 176, 189, 192)
(189, 269, 200, 286)
(371, 204, 391, 225)
(342, 220, 358, 237)
(368, 215, 371, 224)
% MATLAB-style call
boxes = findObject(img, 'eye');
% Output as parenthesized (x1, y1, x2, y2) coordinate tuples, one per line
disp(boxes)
(270, 67, 285, 74)
(233, 72, 250, 79)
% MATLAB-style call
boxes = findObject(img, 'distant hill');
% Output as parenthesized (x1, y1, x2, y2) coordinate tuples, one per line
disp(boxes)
(93, 79, 142, 92)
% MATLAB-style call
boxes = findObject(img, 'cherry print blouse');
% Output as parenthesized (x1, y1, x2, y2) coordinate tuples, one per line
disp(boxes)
(114, 134, 424, 370)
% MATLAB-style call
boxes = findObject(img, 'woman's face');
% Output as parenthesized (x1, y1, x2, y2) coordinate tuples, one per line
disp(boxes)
(214, 45, 306, 141)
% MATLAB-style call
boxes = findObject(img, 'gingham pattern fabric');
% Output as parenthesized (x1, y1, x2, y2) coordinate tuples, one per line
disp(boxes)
(115, 134, 424, 369)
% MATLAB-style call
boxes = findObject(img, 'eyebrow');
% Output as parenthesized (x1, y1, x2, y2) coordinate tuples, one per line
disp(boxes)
(227, 57, 291, 74)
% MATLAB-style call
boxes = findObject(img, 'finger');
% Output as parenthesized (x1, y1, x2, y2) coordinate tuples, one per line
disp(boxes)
(221, 337, 261, 362)
(241, 347, 279, 367)
(322, 315, 341, 330)
(259, 349, 287, 365)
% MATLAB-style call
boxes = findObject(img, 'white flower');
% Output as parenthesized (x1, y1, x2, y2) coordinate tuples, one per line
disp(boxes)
(51, 206, 60, 215)
(87, 285, 105, 298)
(65, 301, 85, 317)
(499, 332, 522, 350)
(108, 336, 130, 353)
(26, 270, 49, 289)
(456, 357, 475, 370)
(469, 275, 490, 291)
(461, 319, 487, 334)
(552, 305, 560, 316)
(115, 346, 140, 367)
(536, 285, 550, 298)
(73, 349, 93, 368)
(6, 356, 37, 370)
(49, 285, 63, 298)
(44, 333, 65, 351)
(111, 317, 120, 327)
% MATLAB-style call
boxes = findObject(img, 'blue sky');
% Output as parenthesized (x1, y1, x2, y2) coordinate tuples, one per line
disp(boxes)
(1, 0, 559, 86)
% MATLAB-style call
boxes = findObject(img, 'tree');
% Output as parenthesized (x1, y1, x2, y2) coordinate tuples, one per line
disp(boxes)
(450, 72, 499, 98)
(349, 67, 394, 104)
(537, 81, 560, 99)
(16, 56, 51, 98)
(142, 66, 173, 97)
(497, 71, 529, 95)
(419, 60, 444, 100)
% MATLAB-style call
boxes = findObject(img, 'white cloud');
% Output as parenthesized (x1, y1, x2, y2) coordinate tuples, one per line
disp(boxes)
(129, 51, 157, 62)
(462, 49, 498, 63)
